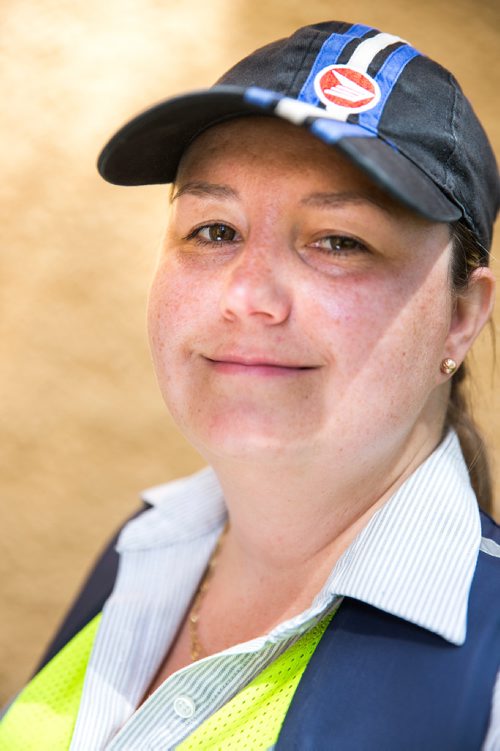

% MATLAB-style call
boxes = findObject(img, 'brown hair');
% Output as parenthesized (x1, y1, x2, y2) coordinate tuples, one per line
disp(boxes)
(446, 221, 493, 513)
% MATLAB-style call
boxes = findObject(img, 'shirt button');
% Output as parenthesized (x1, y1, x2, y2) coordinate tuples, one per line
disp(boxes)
(173, 694, 196, 719)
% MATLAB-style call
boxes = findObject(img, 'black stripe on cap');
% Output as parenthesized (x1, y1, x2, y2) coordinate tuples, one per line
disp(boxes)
(336, 27, 380, 65)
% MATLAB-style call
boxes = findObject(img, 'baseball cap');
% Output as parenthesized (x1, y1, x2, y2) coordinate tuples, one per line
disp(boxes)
(97, 21, 499, 254)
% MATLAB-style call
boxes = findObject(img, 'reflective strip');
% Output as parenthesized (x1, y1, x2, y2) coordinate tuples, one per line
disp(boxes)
(480, 536, 500, 558)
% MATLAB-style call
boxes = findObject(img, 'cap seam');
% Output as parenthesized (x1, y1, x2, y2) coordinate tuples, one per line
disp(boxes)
(286, 29, 321, 95)
(443, 74, 474, 232)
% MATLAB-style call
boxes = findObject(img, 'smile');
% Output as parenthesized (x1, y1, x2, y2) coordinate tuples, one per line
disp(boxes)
(203, 355, 319, 377)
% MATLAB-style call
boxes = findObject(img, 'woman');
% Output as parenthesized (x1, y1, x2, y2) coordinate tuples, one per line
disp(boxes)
(1, 20, 499, 751)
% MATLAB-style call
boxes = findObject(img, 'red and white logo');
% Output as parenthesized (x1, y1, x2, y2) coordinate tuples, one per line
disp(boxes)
(314, 65, 381, 114)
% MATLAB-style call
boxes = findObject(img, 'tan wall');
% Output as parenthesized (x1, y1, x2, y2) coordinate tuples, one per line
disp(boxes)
(1, 0, 499, 703)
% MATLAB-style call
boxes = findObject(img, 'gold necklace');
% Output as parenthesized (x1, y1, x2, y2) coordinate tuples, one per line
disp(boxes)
(188, 523, 229, 661)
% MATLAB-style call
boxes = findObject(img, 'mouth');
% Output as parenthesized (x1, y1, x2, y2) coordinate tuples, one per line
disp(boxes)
(203, 355, 320, 377)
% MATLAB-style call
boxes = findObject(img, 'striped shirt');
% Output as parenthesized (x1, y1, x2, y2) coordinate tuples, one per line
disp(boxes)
(69, 431, 500, 750)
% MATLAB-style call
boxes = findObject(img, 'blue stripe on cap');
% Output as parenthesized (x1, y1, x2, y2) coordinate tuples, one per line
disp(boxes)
(357, 44, 420, 132)
(244, 87, 281, 108)
(310, 119, 371, 143)
(298, 24, 375, 106)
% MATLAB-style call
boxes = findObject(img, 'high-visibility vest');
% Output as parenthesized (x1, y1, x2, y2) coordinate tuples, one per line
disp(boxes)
(0, 615, 101, 751)
(0, 611, 334, 751)
(177, 612, 335, 749)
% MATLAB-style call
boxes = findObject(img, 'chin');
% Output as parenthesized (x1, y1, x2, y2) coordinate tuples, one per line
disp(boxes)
(182, 415, 320, 464)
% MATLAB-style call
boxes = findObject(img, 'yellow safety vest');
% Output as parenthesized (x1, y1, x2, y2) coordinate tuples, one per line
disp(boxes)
(0, 611, 334, 750)
(0, 614, 101, 751)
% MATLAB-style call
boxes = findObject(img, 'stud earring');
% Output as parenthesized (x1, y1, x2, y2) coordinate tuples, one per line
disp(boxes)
(440, 358, 458, 375)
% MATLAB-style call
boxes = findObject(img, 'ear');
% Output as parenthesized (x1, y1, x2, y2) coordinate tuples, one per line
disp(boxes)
(442, 267, 496, 372)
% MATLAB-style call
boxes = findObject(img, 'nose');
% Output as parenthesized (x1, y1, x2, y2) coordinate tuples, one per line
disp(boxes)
(220, 246, 292, 325)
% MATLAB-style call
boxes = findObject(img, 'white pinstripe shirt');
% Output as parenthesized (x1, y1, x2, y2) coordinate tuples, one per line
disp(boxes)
(69, 431, 500, 750)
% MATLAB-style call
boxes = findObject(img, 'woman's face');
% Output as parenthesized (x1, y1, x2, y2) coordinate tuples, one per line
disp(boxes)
(148, 118, 455, 468)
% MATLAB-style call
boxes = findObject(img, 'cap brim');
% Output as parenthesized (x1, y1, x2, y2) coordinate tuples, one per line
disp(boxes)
(97, 86, 461, 223)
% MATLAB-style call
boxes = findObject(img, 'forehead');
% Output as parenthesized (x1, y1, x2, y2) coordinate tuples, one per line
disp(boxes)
(175, 117, 417, 219)
(179, 117, 364, 180)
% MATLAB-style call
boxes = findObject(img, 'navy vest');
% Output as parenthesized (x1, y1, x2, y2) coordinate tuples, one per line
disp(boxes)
(277, 510, 500, 750)
(35, 508, 500, 749)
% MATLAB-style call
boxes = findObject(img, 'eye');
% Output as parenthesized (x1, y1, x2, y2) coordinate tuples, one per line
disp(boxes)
(311, 235, 368, 254)
(187, 223, 238, 244)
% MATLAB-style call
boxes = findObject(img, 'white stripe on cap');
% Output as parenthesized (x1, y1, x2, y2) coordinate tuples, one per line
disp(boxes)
(274, 32, 406, 128)
(348, 32, 406, 72)
(275, 98, 331, 124)
(326, 32, 407, 122)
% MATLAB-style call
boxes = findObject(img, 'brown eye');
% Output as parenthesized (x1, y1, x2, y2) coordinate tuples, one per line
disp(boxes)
(195, 223, 237, 242)
(210, 224, 235, 242)
(316, 235, 366, 253)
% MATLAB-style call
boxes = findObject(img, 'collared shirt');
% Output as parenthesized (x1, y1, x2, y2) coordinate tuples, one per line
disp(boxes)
(69, 431, 500, 750)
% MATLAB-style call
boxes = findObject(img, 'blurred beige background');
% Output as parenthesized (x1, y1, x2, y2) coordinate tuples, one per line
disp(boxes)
(1, 0, 499, 703)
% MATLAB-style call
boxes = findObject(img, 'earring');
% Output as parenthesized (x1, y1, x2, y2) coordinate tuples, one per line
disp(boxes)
(440, 358, 458, 375)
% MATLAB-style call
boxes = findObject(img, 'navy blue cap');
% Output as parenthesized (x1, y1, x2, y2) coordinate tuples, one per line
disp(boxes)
(97, 21, 499, 254)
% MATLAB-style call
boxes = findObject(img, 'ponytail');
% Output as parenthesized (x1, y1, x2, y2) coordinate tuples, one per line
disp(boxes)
(447, 222, 494, 513)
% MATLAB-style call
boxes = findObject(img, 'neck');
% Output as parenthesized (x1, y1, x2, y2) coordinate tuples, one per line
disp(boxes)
(206, 419, 443, 592)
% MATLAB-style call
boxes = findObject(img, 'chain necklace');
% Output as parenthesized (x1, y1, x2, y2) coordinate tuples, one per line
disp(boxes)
(188, 523, 229, 661)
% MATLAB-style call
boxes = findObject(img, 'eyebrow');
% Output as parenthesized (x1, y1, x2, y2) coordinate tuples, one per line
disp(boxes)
(300, 191, 395, 215)
(171, 181, 239, 203)
(171, 183, 395, 215)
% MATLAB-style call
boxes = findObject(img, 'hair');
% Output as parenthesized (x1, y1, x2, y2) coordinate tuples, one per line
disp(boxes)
(446, 221, 494, 513)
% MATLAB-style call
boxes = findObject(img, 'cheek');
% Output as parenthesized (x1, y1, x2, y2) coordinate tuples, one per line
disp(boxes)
(303, 279, 451, 454)
(148, 264, 195, 374)
(309, 271, 452, 391)
(147, 265, 202, 430)
(304, 276, 401, 363)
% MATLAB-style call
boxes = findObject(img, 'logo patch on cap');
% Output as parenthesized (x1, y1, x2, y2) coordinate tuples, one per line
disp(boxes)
(314, 65, 381, 113)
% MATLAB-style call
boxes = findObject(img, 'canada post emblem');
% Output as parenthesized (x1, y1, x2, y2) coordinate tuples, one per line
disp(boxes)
(314, 65, 381, 113)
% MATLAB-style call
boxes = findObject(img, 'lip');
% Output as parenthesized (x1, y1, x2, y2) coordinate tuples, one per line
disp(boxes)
(203, 354, 320, 376)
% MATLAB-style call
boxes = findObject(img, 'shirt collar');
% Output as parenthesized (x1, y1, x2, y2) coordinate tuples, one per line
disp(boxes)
(316, 430, 481, 645)
(118, 467, 227, 550)
(119, 431, 480, 646)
